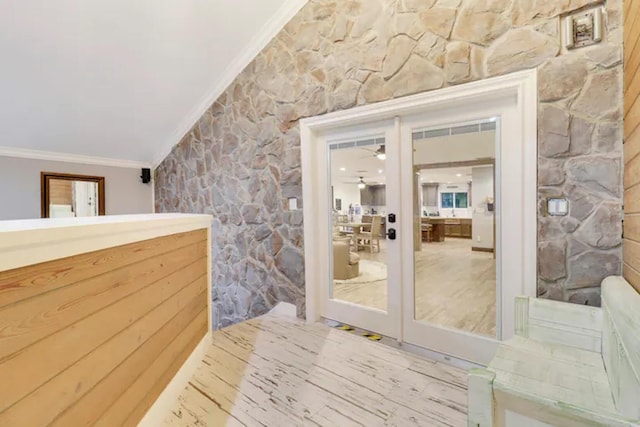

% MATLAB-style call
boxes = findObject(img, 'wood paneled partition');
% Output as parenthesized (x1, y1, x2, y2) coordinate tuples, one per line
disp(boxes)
(624, 0, 640, 292)
(0, 228, 209, 426)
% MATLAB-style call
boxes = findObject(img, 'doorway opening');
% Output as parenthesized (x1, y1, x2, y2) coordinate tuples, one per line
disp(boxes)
(302, 70, 537, 365)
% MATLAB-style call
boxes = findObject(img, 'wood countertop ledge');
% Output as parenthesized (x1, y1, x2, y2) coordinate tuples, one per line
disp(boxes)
(0, 213, 212, 272)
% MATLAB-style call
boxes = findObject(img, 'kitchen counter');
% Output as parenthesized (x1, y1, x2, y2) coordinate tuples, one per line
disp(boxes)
(422, 217, 472, 239)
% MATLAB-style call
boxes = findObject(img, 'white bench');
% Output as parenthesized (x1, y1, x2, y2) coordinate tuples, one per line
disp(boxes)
(468, 276, 640, 426)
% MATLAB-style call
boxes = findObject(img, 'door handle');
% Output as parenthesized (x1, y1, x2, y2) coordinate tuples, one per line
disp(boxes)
(387, 228, 397, 240)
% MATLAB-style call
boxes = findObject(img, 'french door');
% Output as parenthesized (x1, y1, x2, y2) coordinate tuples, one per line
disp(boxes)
(303, 71, 537, 365)
(399, 102, 519, 364)
(321, 119, 401, 338)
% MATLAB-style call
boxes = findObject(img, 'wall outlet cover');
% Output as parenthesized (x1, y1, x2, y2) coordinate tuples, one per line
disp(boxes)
(563, 6, 603, 50)
(288, 197, 298, 211)
(547, 198, 569, 216)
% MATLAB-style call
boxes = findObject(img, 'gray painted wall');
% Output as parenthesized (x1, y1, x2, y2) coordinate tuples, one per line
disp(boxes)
(0, 156, 153, 220)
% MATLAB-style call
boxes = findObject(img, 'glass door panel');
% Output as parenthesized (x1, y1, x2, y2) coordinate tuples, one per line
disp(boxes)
(400, 111, 505, 365)
(329, 136, 388, 312)
(321, 120, 400, 339)
(412, 120, 497, 339)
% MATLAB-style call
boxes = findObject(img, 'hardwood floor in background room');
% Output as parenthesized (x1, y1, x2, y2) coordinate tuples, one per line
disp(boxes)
(333, 238, 496, 337)
(164, 311, 467, 426)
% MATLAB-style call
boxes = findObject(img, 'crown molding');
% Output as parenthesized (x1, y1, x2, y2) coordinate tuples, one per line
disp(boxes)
(151, 0, 309, 168)
(0, 146, 151, 169)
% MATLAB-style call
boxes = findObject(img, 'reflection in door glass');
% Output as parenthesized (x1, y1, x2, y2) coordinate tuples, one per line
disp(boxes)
(329, 137, 388, 312)
(412, 120, 497, 338)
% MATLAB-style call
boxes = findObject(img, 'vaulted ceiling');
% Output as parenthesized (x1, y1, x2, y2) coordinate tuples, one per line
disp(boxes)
(0, 0, 305, 166)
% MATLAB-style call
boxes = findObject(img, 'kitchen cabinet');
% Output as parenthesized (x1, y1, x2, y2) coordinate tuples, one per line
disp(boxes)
(421, 218, 445, 242)
(443, 218, 472, 238)
(421, 217, 471, 240)
(360, 188, 372, 205)
(461, 222, 472, 237)
(361, 185, 386, 206)
(370, 185, 386, 206)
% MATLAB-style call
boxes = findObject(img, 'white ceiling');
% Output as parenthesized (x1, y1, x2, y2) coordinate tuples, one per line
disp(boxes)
(419, 167, 474, 185)
(330, 130, 496, 186)
(0, 0, 305, 166)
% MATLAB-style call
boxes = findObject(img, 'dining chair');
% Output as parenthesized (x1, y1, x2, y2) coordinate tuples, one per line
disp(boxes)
(355, 216, 381, 253)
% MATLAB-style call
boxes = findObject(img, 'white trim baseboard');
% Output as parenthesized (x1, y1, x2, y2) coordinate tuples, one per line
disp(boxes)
(151, 0, 309, 168)
(0, 146, 151, 169)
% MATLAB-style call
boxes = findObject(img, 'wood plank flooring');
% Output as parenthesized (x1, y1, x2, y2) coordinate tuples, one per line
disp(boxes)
(333, 238, 496, 337)
(163, 311, 468, 426)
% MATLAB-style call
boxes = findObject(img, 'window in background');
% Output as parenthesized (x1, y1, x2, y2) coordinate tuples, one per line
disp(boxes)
(441, 192, 454, 208)
(455, 192, 468, 209)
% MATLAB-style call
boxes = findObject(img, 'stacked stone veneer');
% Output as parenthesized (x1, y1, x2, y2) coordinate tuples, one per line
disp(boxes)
(155, 0, 624, 328)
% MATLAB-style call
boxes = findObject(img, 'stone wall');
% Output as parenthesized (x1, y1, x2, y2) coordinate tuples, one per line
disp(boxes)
(155, 0, 624, 328)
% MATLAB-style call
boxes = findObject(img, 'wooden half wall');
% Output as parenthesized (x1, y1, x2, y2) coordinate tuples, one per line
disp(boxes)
(0, 228, 209, 426)
(624, 0, 640, 292)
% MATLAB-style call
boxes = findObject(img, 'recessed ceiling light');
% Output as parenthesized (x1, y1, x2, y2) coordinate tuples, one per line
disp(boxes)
(378, 169, 383, 174)
(456, 174, 462, 177)
(340, 167, 346, 171)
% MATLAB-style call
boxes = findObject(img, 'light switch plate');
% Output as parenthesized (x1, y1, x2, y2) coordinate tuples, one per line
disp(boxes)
(288, 197, 298, 211)
(547, 198, 569, 216)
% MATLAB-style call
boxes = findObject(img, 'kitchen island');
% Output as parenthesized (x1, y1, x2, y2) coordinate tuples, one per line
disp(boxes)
(421, 217, 472, 241)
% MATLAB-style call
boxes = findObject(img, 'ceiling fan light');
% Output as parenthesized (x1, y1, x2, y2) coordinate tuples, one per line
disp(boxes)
(357, 176, 366, 189)
(377, 153, 386, 160)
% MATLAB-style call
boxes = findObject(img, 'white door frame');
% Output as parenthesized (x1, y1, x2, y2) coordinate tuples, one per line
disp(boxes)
(301, 70, 538, 359)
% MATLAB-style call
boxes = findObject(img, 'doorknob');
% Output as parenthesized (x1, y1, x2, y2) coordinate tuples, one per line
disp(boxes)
(387, 228, 397, 240)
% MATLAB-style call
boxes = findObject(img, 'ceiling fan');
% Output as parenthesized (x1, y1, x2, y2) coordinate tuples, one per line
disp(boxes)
(341, 176, 369, 189)
(358, 144, 386, 160)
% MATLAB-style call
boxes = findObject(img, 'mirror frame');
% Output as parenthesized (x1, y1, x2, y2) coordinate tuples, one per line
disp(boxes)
(41, 172, 106, 218)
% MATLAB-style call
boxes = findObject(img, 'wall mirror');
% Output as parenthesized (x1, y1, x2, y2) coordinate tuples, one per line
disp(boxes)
(41, 172, 105, 218)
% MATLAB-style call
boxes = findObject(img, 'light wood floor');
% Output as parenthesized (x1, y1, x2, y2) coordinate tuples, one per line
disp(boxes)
(334, 238, 496, 337)
(164, 311, 468, 426)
